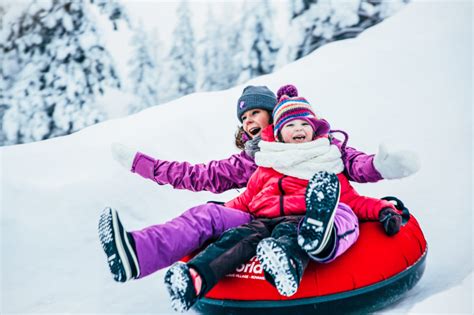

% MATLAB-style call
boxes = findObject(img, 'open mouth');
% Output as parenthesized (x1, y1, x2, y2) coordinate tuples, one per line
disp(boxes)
(293, 135, 306, 141)
(249, 127, 261, 136)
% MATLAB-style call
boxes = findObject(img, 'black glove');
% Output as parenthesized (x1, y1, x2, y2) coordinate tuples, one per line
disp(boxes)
(379, 208, 402, 236)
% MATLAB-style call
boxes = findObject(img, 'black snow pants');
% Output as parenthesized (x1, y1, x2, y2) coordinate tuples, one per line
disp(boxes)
(188, 216, 309, 296)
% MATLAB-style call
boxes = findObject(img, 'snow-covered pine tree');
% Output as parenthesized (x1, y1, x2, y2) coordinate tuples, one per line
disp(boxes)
(200, 5, 243, 91)
(1, 0, 121, 145)
(276, 0, 409, 66)
(90, 0, 130, 30)
(238, 0, 281, 83)
(161, 0, 196, 103)
(360, 0, 410, 20)
(0, 1, 20, 145)
(219, 7, 244, 90)
(200, 6, 233, 91)
(200, 7, 222, 91)
(0, 4, 5, 25)
(0, 4, 9, 145)
(331, 0, 409, 42)
(224, 23, 244, 89)
(127, 23, 160, 114)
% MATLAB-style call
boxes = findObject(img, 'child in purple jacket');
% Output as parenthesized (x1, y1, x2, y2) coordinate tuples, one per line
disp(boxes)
(98, 85, 420, 283)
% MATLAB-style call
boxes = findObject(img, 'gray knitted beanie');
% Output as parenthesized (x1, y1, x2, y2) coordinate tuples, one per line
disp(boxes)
(236, 86, 277, 122)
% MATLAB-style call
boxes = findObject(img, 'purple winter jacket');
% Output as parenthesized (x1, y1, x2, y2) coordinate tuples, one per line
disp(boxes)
(130, 131, 383, 193)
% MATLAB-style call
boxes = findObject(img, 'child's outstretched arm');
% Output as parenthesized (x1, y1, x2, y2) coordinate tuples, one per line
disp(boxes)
(111, 143, 256, 193)
(338, 174, 402, 235)
(337, 174, 396, 221)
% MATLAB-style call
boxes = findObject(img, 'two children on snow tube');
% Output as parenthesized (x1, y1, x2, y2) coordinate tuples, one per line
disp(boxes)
(98, 84, 419, 312)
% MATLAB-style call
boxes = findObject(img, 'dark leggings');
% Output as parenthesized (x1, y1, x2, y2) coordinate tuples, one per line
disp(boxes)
(188, 216, 308, 295)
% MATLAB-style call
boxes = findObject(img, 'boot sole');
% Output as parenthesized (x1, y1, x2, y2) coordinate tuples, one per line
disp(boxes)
(164, 262, 194, 312)
(299, 172, 340, 254)
(256, 238, 298, 297)
(98, 207, 139, 282)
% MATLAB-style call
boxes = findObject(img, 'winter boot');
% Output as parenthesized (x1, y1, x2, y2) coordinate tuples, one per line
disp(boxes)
(256, 238, 304, 297)
(98, 207, 140, 282)
(298, 171, 340, 255)
(164, 262, 198, 313)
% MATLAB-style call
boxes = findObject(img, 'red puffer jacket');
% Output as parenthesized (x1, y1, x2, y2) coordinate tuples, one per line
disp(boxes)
(225, 126, 396, 220)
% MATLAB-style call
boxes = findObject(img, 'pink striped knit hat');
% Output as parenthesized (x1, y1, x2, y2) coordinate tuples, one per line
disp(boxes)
(273, 85, 330, 141)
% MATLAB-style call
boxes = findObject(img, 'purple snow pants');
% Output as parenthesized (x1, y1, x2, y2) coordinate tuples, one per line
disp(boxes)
(131, 203, 252, 278)
(131, 202, 359, 279)
(309, 202, 359, 263)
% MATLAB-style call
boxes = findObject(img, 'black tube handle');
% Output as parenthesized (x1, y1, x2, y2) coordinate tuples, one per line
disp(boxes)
(382, 196, 411, 226)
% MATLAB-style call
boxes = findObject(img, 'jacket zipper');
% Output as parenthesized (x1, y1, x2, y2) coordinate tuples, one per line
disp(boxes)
(278, 175, 287, 216)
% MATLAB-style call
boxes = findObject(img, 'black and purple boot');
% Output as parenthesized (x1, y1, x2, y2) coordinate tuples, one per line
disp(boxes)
(298, 171, 340, 255)
(98, 207, 140, 282)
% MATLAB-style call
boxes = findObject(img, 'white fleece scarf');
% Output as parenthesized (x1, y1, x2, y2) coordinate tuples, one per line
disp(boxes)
(255, 137, 344, 180)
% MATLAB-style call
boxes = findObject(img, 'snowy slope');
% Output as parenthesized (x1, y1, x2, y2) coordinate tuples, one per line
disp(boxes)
(1, 1, 472, 314)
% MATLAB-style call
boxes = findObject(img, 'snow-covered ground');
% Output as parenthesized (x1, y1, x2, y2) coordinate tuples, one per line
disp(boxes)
(1, 1, 472, 314)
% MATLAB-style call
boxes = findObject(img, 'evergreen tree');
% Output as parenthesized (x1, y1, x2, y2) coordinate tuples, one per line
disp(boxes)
(161, 0, 196, 102)
(0, 4, 10, 145)
(200, 7, 220, 91)
(277, 0, 409, 66)
(0, 4, 5, 25)
(90, 0, 130, 30)
(237, 0, 280, 83)
(127, 23, 160, 114)
(0, 1, 20, 117)
(0, 0, 121, 145)
(200, 6, 242, 91)
(219, 8, 243, 89)
(200, 7, 226, 91)
(366, 0, 410, 20)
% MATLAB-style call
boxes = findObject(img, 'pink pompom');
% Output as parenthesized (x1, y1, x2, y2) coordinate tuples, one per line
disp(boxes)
(277, 84, 298, 100)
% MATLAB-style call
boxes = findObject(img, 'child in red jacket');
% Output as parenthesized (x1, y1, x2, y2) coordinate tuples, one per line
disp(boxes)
(164, 92, 403, 313)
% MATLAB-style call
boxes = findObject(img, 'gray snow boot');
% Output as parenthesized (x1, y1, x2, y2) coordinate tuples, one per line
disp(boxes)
(298, 171, 340, 255)
(98, 207, 140, 282)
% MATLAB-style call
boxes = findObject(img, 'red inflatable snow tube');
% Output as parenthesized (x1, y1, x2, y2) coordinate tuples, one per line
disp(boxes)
(192, 201, 427, 314)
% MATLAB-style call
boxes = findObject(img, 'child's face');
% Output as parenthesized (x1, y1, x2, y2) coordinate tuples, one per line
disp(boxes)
(280, 119, 314, 143)
(241, 109, 271, 138)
